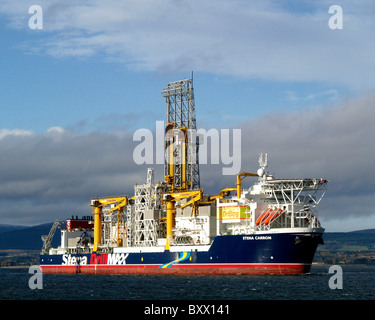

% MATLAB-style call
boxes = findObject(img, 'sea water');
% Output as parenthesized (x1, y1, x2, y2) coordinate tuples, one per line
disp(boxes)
(1, 265, 374, 300)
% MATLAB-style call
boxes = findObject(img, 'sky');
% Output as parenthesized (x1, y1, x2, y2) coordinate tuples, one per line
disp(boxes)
(0, 0, 374, 231)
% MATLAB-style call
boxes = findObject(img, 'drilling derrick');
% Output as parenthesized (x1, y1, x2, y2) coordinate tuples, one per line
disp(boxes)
(162, 73, 202, 250)
(162, 72, 200, 191)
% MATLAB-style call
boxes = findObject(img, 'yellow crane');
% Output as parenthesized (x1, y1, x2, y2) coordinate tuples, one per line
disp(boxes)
(236, 172, 258, 198)
(163, 189, 203, 250)
(89, 196, 129, 252)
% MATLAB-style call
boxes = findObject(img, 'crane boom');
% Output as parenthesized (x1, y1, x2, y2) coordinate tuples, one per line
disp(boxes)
(41, 220, 62, 255)
(90, 196, 129, 251)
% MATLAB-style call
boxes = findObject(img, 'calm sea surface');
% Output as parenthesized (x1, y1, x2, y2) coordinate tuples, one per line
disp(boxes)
(1, 265, 375, 300)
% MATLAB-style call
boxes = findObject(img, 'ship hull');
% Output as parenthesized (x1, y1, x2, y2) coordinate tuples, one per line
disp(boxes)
(39, 232, 323, 275)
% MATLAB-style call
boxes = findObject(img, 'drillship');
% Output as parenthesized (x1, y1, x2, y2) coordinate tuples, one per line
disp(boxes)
(40, 75, 328, 275)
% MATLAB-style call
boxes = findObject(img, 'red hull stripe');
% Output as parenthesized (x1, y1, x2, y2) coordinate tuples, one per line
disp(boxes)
(40, 263, 310, 275)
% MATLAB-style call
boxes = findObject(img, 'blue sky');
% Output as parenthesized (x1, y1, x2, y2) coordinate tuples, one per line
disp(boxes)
(0, 0, 375, 231)
(0, 0, 358, 133)
(0, 33, 343, 134)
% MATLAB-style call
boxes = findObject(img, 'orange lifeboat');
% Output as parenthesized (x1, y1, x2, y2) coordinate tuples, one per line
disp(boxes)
(264, 209, 283, 225)
(255, 208, 274, 226)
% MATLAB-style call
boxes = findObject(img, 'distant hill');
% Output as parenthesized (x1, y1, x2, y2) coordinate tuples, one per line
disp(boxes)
(0, 224, 28, 234)
(0, 222, 60, 250)
(316, 229, 375, 265)
(323, 230, 375, 242)
(350, 229, 375, 234)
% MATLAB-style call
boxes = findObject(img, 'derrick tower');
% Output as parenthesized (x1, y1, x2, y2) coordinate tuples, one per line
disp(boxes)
(162, 72, 200, 191)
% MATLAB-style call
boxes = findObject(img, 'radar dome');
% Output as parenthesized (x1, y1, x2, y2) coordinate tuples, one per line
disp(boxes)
(257, 168, 264, 177)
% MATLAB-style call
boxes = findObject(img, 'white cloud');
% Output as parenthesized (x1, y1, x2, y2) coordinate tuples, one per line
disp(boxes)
(1, 0, 375, 90)
(305, 89, 339, 101)
(0, 128, 34, 140)
(47, 126, 65, 134)
(0, 127, 154, 224)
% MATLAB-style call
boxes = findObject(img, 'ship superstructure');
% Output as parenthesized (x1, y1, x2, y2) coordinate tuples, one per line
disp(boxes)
(40, 74, 328, 274)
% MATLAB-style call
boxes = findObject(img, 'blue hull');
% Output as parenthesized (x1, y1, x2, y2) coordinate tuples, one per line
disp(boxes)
(40, 232, 323, 274)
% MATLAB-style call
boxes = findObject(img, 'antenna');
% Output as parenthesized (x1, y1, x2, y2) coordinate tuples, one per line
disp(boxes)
(257, 153, 268, 177)
(259, 153, 268, 170)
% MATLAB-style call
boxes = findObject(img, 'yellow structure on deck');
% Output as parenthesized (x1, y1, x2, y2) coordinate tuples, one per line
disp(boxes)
(90, 196, 128, 251)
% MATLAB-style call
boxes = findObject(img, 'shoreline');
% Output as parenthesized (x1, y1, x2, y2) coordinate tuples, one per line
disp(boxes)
(0, 265, 32, 269)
